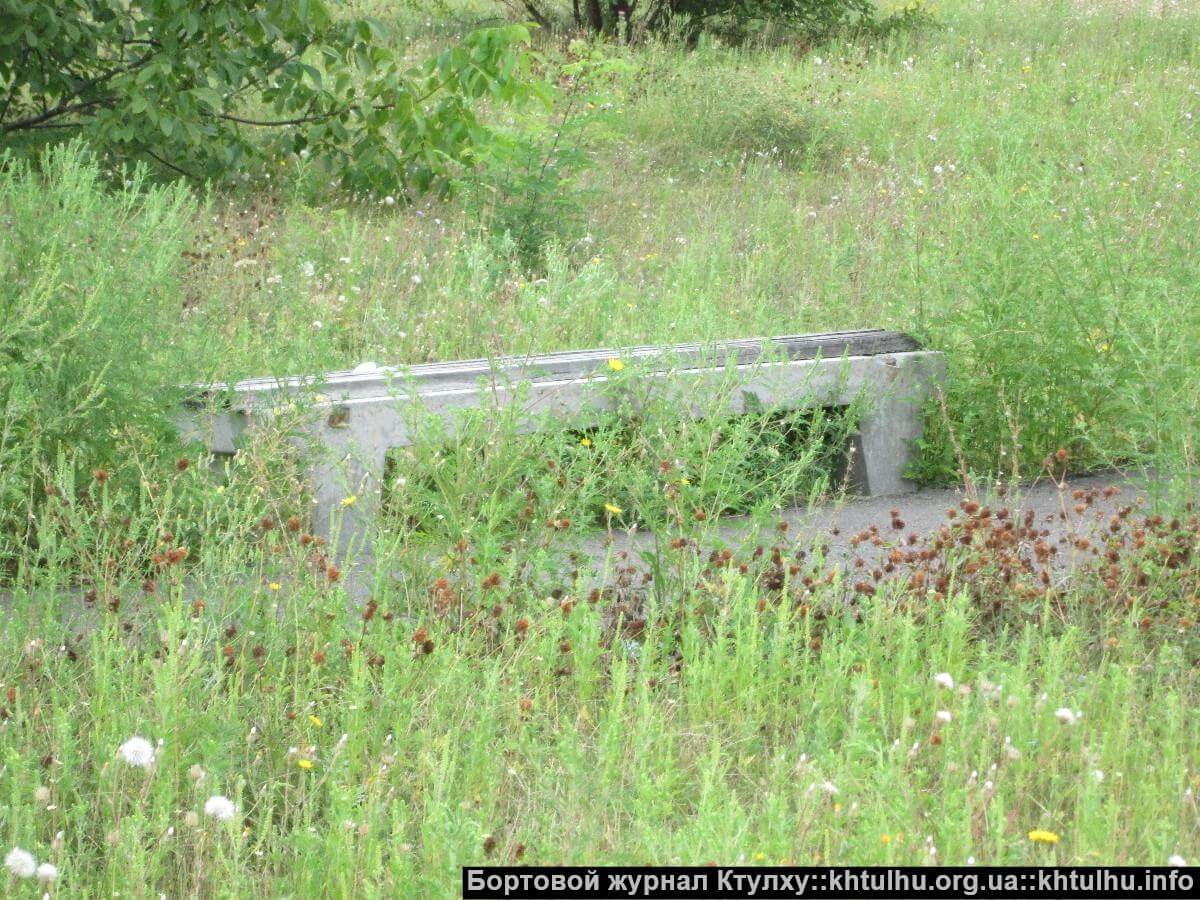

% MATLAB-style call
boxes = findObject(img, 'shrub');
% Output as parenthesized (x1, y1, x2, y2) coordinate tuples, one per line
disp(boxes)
(0, 142, 193, 564)
(514, 0, 874, 40)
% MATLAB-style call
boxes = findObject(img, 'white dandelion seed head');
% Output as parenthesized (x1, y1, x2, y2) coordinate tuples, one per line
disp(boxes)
(936, 710, 952, 724)
(118, 736, 156, 769)
(820, 780, 839, 796)
(1168, 855, 1187, 867)
(36, 862, 58, 884)
(204, 795, 237, 822)
(1054, 707, 1079, 726)
(934, 672, 955, 690)
(384, 196, 396, 206)
(5, 847, 36, 879)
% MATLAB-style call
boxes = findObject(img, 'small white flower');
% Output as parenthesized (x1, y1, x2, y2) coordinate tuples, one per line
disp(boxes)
(936, 710, 952, 724)
(410, 274, 422, 285)
(1168, 855, 1187, 867)
(118, 736, 156, 769)
(933, 164, 944, 175)
(1093, 769, 1105, 783)
(5, 847, 36, 879)
(204, 795, 237, 822)
(1054, 707, 1080, 726)
(820, 780, 839, 796)
(934, 672, 955, 690)
(36, 862, 58, 884)
(383, 195, 396, 206)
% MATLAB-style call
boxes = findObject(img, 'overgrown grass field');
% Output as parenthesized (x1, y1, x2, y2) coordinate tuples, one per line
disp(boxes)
(2, 0, 1199, 895)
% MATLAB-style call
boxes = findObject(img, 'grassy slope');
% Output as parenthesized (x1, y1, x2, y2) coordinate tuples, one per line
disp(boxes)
(178, 0, 1200, 476)
(2, 1, 1199, 895)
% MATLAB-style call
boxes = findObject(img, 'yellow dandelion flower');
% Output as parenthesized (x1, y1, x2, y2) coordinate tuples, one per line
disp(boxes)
(340, 495, 357, 507)
(579, 437, 592, 447)
(607, 358, 625, 372)
(269, 582, 282, 592)
(297, 759, 314, 770)
(1028, 829, 1060, 844)
(753, 852, 766, 862)
(881, 834, 892, 844)
(308, 715, 323, 728)
(603, 503, 623, 516)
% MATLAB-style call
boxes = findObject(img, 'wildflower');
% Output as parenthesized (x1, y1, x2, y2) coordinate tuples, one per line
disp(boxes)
(820, 781, 839, 796)
(881, 834, 892, 844)
(384, 196, 396, 206)
(606, 358, 625, 372)
(34, 785, 50, 805)
(5, 848, 36, 879)
(189, 764, 206, 782)
(36, 862, 57, 884)
(118, 735, 156, 769)
(341, 495, 357, 508)
(934, 672, 955, 690)
(1168, 855, 1187, 867)
(204, 795, 237, 822)
(579, 437, 592, 447)
(753, 852, 766, 862)
(297, 759, 313, 770)
(1028, 829, 1060, 844)
(308, 715, 323, 728)
(1054, 707, 1080, 726)
(269, 582, 282, 592)
(936, 710, 952, 724)
(603, 503, 623, 516)
(301, 261, 316, 278)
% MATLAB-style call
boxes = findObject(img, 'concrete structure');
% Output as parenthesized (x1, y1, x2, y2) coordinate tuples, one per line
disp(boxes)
(178, 331, 945, 554)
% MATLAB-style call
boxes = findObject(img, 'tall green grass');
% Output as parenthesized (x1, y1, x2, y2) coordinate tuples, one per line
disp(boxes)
(2, 2, 1200, 894)
(172, 0, 1199, 478)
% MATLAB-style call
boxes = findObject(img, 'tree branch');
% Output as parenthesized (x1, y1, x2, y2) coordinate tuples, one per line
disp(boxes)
(1, 98, 108, 133)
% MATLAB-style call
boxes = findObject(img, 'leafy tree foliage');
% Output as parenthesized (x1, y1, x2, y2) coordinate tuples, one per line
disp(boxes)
(0, 0, 550, 192)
